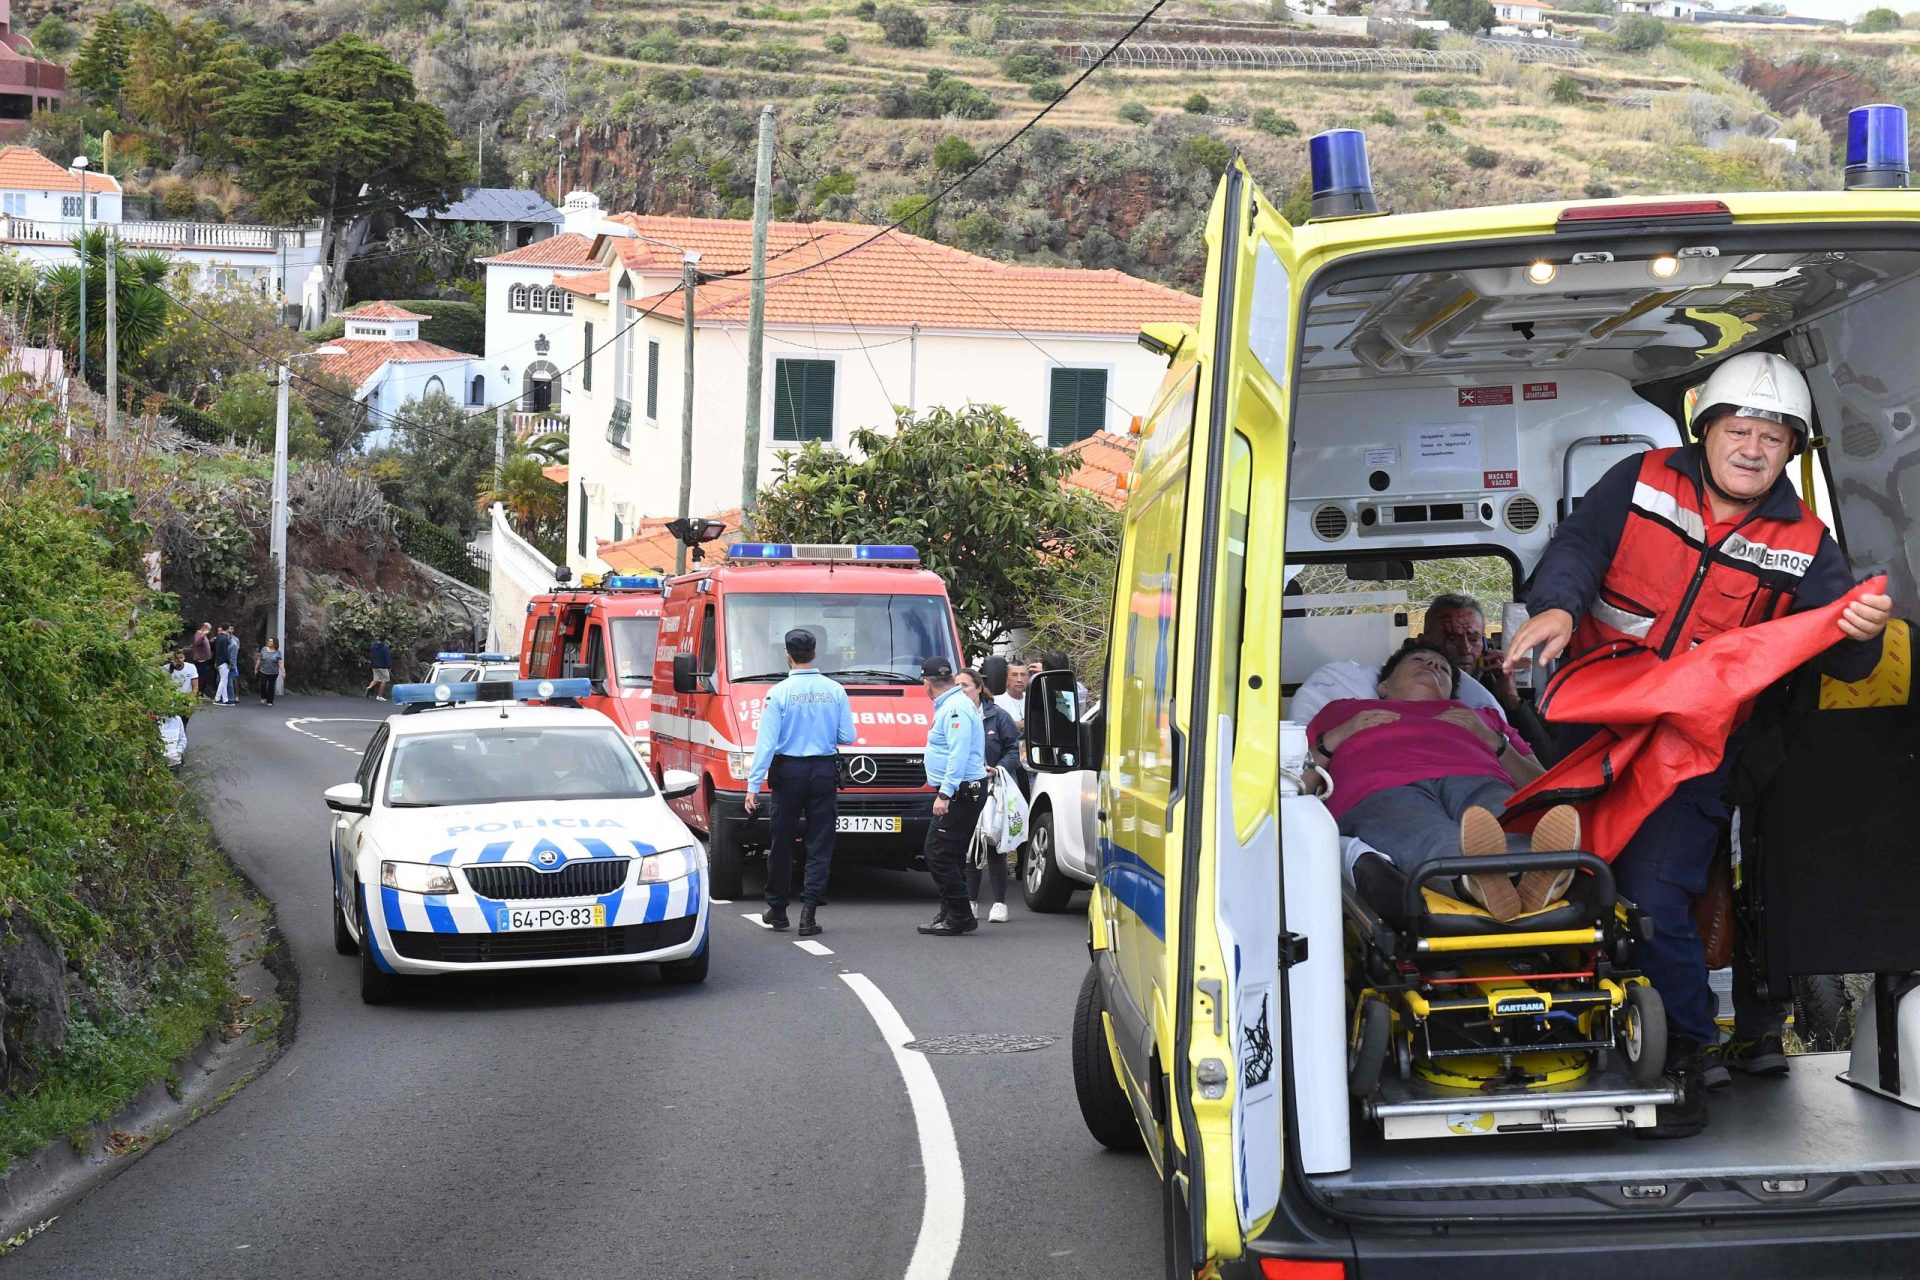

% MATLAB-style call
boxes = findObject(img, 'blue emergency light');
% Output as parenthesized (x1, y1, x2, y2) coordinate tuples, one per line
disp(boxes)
(434, 652, 512, 662)
(726, 542, 921, 563)
(392, 678, 591, 706)
(602, 574, 665, 590)
(1308, 129, 1380, 221)
(1846, 104, 1910, 190)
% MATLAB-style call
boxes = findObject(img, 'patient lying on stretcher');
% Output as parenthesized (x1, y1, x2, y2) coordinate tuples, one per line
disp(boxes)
(1300, 639, 1582, 923)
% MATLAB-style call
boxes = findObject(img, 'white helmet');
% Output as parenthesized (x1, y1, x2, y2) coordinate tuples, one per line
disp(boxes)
(1692, 352, 1813, 454)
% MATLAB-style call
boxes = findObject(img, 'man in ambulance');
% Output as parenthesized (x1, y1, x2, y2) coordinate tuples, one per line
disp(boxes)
(1505, 352, 1892, 1138)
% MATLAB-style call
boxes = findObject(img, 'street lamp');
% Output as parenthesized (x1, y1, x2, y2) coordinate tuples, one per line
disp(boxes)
(69, 155, 87, 386)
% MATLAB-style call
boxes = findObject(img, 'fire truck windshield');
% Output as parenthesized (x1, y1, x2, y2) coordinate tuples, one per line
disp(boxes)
(609, 616, 661, 689)
(726, 592, 956, 684)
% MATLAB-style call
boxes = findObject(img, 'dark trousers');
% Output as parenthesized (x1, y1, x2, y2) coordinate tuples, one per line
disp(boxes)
(195, 660, 215, 698)
(765, 755, 839, 908)
(257, 671, 278, 704)
(923, 779, 987, 918)
(1611, 769, 1726, 1048)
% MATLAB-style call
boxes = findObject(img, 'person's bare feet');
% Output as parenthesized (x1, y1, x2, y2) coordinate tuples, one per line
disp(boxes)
(1458, 805, 1524, 921)
(1518, 803, 1582, 914)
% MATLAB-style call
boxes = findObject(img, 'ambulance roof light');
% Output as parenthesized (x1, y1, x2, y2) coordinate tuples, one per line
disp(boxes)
(1308, 129, 1379, 222)
(393, 678, 591, 707)
(434, 652, 512, 662)
(726, 543, 921, 563)
(1846, 103, 1909, 190)
(601, 574, 665, 590)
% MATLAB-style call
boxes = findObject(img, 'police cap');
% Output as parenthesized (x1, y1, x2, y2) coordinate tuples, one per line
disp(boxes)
(921, 656, 954, 680)
(784, 628, 817, 660)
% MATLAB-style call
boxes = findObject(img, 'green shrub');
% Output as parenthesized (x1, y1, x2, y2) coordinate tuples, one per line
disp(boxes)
(852, 0, 875, 15)
(750, 39, 805, 70)
(933, 133, 978, 172)
(1369, 107, 1399, 127)
(1856, 6, 1901, 30)
(1183, 135, 1233, 175)
(952, 209, 1002, 252)
(875, 3, 927, 46)
(647, 69, 698, 103)
(1584, 175, 1615, 198)
(823, 31, 848, 51)
(1614, 13, 1666, 50)
(813, 169, 857, 198)
(1001, 41, 1063, 82)
(1408, 26, 1436, 48)
(1252, 107, 1299, 137)
(1464, 144, 1498, 169)
(1183, 90, 1211, 114)
(28, 14, 75, 53)
(889, 193, 934, 236)
(1412, 87, 1483, 109)
(877, 70, 998, 120)
(1028, 79, 1064, 102)
(1119, 101, 1151, 125)
(1547, 73, 1584, 105)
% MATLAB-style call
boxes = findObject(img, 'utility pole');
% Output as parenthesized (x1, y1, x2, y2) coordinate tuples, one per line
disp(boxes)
(741, 104, 775, 515)
(272, 364, 290, 698)
(104, 231, 117, 438)
(72, 156, 88, 389)
(677, 251, 699, 574)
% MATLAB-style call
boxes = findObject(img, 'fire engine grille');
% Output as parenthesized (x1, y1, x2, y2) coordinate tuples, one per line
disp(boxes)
(839, 754, 926, 788)
(463, 860, 631, 900)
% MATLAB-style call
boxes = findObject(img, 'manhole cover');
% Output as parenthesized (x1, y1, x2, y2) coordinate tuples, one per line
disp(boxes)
(904, 1034, 1058, 1055)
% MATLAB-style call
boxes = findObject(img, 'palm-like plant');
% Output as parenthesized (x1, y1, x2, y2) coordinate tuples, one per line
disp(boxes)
(41, 232, 172, 385)
(477, 437, 566, 543)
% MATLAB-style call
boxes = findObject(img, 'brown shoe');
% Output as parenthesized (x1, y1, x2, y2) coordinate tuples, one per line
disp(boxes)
(1518, 805, 1582, 913)
(1458, 806, 1524, 921)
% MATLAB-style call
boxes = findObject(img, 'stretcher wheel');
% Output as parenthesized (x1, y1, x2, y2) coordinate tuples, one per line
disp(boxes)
(1349, 998, 1390, 1097)
(1623, 984, 1667, 1085)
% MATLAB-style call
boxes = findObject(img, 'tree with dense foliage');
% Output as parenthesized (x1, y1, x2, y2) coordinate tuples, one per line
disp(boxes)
(1856, 6, 1902, 29)
(1430, 0, 1495, 32)
(220, 36, 469, 316)
(751, 404, 1114, 650)
(71, 12, 132, 104)
(1613, 13, 1667, 49)
(28, 15, 74, 54)
(126, 15, 260, 159)
(362, 391, 496, 539)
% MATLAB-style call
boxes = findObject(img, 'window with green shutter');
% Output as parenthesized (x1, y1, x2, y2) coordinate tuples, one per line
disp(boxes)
(646, 341, 661, 420)
(1047, 367, 1108, 448)
(772, 359, 835, 443)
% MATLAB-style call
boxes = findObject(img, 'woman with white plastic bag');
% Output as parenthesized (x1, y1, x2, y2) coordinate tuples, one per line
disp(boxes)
(958, 668, 1026, 923)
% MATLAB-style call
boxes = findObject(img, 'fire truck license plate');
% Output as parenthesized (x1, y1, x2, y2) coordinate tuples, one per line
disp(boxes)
(837, 816, 902, 833)
(499, 904, 606, 931)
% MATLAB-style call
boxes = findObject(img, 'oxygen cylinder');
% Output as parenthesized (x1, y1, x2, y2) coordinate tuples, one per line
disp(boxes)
(1280, 721, 1352, 1174)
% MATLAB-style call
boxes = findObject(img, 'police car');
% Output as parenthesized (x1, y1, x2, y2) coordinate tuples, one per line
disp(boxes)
(323, 678, 710, 1003)
(424, 651, 520, 687)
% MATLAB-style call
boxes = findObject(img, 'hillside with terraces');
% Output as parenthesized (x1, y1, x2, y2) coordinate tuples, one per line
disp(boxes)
(24, 0, 1920, 286)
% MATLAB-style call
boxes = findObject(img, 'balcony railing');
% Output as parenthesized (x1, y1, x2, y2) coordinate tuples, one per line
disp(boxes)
(608, 400, 631, 452)
(0, 217, 315, 251)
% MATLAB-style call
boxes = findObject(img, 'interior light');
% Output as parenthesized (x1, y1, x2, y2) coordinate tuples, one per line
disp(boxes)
(1648, 256, 1681, 280)
(1526, 261, 1557, 285)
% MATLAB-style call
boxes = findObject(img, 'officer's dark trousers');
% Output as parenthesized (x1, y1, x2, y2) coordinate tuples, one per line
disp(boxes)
(766, 755, 839, 908)
(922, 779, 987, 920)
(1611, 769, 1727, 1049)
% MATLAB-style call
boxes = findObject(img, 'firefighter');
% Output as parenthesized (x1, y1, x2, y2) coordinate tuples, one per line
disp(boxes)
(1505, 351, 1891, 1138)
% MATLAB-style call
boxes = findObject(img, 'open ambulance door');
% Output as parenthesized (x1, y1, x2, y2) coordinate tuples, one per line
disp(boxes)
(1168, 159, 1298, 1272)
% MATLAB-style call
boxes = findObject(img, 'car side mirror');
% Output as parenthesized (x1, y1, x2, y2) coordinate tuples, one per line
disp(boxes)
(672, 652, 702, 695)
(323, 782, 369, 814)
(1024, 670, 1099, 773)
(661, 768, 699, 799)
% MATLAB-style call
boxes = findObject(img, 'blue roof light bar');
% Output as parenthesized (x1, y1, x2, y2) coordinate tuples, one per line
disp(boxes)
(601, 574, 665, 590)
(1846, 103, 1910, 190)
(435, 652, 513, 662)
(392, 678, 591, 706)
(726, 543, 921, 563)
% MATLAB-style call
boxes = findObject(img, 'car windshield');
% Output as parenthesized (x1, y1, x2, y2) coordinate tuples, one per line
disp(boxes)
(609, 616, 659, 689)
(725, 592, 956, 683)
(384, 726, 655, 808)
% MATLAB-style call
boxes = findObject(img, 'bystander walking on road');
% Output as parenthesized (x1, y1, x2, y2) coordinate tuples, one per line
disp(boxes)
(255, 638, 284, 706)
(744, 627, 855, 936)
(918, 657, 989, 936)
(190, 623, 215, 701)
(366, 636, 393, 701)
(958, 667, 1019, 923)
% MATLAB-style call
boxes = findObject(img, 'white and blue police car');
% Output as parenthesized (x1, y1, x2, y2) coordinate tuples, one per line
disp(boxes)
(324, 678, 709, 1003)
(424, 651, 520, 687)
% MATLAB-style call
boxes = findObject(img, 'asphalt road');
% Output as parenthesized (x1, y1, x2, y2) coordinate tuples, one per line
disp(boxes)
(9, 695, 1162, 1279)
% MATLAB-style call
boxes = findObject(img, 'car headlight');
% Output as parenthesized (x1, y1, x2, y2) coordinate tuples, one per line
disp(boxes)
(382, 860, 458, 895)
(637, 845, 699, 883)
(629, 736, 652, 764)
(726, 751, 751, 780)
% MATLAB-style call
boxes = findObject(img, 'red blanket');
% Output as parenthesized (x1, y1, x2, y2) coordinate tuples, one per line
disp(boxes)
(1504, 577, 1886, 860)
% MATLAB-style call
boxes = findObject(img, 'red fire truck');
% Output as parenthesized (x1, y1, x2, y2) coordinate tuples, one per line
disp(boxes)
(518, 573, 667, 762)
(649, 543, 964, 899)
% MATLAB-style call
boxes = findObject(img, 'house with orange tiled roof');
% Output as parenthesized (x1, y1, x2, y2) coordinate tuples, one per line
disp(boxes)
(308, 301, 488, 440)
(545, 210, 1198, 577)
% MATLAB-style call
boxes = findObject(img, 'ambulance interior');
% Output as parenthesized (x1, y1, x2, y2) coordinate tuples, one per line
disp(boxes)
(1273, 236, 1920, 1219)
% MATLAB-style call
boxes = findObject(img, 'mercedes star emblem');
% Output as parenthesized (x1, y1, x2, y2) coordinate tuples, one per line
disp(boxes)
(846, 755, 879, 785)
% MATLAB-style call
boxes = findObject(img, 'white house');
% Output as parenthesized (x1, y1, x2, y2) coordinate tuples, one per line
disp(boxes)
(475, 192, 630, 423)
(306, 301, 487, 442)
(1617, 0, 1697, 18)
(1493, 0, 1546, 23)
(546, 214, 1200, 578)
(0, 146, 325, 323)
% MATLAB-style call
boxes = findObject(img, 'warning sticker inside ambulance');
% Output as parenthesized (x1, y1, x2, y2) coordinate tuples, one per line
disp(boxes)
(1524, 382, 1558, 401)
(1458, 386, 1513, 407)
(1483, 470, 1519, 489)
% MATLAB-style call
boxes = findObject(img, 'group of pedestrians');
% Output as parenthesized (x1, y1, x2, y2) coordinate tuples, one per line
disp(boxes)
(743, 625, 1065, 938)
(182, 622, 285, 710)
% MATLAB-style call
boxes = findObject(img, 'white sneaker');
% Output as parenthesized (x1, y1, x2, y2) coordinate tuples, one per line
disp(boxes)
(969, 902, 978, 917)
(988, 902, 1009, 924)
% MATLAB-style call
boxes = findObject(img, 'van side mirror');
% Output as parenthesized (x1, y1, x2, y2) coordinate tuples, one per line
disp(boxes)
(672, 652, 701, 694)
(1024, 670, 1099, 773)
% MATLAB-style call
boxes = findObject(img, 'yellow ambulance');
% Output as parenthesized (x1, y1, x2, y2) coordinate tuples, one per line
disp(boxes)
(1026, 108, 1920, 1277)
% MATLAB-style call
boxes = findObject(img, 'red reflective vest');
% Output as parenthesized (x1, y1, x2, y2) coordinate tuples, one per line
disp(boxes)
(1572, 448, 1828, 663)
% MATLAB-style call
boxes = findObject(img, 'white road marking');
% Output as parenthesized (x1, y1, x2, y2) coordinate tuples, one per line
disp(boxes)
(742, 912, 773, 929)
(285, 717, 381, 755)
(840, 972, 964, 1280)
(709, 898, 733, 905)
(793, 940, 833, 956)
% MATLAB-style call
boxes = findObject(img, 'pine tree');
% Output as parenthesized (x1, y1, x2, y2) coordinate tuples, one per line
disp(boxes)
(71, 13, 131, 104)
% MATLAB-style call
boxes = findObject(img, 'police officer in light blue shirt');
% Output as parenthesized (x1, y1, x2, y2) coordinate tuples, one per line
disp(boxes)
(916, 655, 988, 935)
(744, 627, 855, 936)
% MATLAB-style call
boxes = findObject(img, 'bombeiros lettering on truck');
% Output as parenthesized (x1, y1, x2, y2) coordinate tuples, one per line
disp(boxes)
(1026, 106, 1920, 1278)
(648, 542, 965, 900)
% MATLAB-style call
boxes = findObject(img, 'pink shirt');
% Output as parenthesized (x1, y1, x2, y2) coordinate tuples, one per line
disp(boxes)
(1306, 698, 1529, 819)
